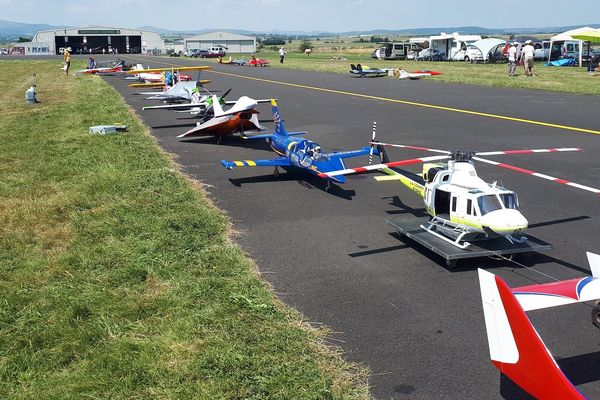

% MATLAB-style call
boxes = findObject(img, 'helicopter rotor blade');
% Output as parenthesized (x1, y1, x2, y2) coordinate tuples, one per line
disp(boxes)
(476, 147, 582, 156)
(472, 156, 600, 195)
(369, 142, 451, 155)
(318, 154, 449, 179)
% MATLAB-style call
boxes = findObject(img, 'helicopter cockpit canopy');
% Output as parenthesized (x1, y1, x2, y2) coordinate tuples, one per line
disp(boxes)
(477, 192, 519, 216)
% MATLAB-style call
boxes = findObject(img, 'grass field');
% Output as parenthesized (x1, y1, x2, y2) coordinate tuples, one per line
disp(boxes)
(0, 60, 367, 399)
(206, 51, 600, 96)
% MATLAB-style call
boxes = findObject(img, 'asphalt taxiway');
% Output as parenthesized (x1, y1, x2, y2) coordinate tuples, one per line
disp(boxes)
(100, 55, 600, 399)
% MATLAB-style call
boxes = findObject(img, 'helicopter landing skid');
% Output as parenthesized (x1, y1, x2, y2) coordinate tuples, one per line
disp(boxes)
(419, 217, 474, 249)
(386, 216, 552, 269)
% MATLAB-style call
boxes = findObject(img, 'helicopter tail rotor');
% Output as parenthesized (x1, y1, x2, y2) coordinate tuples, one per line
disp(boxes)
(369, 121, 376, 164)
(368, 122, 390, 164)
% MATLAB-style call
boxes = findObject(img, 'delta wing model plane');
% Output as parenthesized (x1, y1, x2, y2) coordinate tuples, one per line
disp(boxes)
(478, 251, 600, 399)
(143, 88, 234, 119)
(140, 80, 212, 102)
(220, 100, 377, 191)
(319, 132, 599, 249)
(177, 95, 271, 142)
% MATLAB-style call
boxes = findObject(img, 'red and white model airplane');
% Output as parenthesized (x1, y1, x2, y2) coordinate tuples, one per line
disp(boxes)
(75, 60, 125, 75)
(125, 65, 208, 88)
(478, 252, 600, 399)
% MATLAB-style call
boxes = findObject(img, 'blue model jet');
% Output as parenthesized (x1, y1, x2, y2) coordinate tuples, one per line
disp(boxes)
(220, 100, 376, 190)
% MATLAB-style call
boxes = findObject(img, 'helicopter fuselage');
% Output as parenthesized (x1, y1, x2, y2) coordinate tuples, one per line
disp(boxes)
(385, 160, 528, 241)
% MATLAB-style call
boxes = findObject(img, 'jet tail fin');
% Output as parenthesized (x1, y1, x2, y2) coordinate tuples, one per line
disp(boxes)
(587, 252, 600, 278)
(271, 99, 288, 136)
(478, 269, 587, 400)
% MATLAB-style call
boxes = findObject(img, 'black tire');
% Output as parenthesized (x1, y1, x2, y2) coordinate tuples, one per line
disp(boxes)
(464, 56, 470, 63)
(592, 304, 600, 329)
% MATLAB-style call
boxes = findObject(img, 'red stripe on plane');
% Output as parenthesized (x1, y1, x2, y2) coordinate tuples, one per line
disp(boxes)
(513, 278, 582, 300)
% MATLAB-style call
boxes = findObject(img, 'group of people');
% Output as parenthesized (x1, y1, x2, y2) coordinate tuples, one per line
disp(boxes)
(507, 40, 536, 77)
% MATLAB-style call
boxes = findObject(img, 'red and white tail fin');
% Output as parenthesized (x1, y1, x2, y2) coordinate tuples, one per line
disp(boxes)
(478, 269, 587, 399)
(587, 251, 600, 278)
(512, 252, 600, 312)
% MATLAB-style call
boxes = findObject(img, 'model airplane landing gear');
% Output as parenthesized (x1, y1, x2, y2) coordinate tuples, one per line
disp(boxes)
(592, 301, 600, 329)
(273, 166, 280, 178)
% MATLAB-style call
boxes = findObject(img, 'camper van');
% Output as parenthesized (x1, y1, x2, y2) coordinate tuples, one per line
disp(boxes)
(376, 42, 423, 60)
(428, 32, 482, 61)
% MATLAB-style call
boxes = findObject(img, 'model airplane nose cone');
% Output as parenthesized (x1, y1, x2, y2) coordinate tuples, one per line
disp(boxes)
(481, 209, 528, 235)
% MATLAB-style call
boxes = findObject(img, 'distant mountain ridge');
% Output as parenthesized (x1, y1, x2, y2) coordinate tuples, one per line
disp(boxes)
(136, 24, 600, 37)
(0, 19, 69, 37)
(1, 20, 598, 38)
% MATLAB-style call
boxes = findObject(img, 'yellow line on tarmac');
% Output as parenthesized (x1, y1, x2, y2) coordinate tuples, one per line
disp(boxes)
(124, 56, 600, 135)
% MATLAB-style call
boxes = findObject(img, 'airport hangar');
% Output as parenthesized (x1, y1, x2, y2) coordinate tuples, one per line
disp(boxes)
(184, 31, 256, 53)
(28, 26, 165, 55)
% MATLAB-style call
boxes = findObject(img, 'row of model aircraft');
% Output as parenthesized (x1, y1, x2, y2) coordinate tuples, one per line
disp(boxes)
(130, 63, 599, 398)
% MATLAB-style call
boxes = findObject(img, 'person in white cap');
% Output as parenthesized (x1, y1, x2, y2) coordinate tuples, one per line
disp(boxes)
(279, 47, 286, 64)
(522, 40, 535, 76)
(507, 42, 518, 76)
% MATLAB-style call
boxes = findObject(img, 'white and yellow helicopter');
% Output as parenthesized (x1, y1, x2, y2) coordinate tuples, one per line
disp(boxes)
(319, 126, 599, 249)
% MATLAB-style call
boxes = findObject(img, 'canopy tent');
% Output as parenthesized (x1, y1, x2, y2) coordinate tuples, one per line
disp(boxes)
(571, 29, 600, 43)
(470, 38, 506, 62)
(549, 26, 599, 66)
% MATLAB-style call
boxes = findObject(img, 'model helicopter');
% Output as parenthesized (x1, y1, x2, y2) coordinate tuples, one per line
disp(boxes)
(319, 127, 599, 248)
(220, 100, 376, 190)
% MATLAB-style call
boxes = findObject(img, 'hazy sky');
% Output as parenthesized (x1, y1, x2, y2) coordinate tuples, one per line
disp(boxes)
(2, 0, 598, 32)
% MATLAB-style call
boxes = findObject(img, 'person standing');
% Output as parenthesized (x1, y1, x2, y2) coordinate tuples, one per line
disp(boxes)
(522, 40, 535, 77)
(63, 47, 71, 75)
(279, 47, 286, 64)
(507, 42, 517, 76)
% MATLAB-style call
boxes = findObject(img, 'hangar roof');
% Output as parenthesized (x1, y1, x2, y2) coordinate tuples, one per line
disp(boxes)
(33, 25, 158, 35)
(185, 31, 255, 41)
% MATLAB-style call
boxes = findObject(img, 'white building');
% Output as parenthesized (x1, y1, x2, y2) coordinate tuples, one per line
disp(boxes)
(184, 31, 256, 53)
(24, 25, 165, 55)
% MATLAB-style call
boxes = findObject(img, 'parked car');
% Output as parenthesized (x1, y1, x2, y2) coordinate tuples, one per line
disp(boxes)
(417, 48, 445, 61)
(534, 41, 550, 60)
(169, 50, 182, 57)
(463, 45, 483, 63)
(202, 50, 226, 58)
(192, 49, 210, 58)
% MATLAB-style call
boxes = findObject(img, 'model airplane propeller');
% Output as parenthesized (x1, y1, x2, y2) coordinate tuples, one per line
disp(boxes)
(220, 100, 376, 190)
(319, 129, 598, 248)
